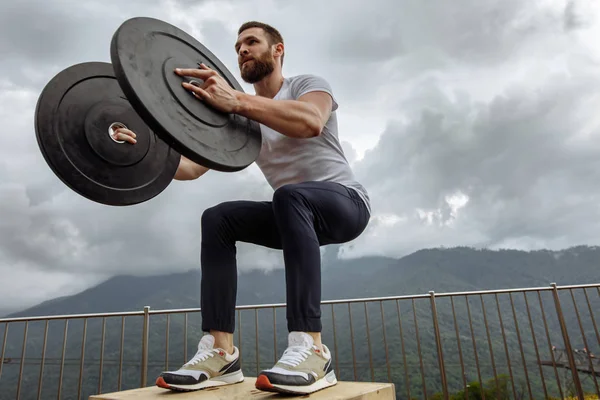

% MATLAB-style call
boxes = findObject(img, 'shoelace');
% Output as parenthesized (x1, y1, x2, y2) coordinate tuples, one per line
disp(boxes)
(184, 348, 220, 367)
(278, 345, 312, 367)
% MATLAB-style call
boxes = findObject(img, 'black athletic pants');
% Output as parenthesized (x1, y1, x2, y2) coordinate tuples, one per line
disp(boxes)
(200, 181, 370, 333)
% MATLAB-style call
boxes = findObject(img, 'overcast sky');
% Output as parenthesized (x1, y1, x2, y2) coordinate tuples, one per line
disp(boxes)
(1, 0, 600, 312)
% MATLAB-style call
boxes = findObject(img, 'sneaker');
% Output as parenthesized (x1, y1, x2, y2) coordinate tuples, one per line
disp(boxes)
(155, 334, 243, 391)
(255, 331, 337, 394)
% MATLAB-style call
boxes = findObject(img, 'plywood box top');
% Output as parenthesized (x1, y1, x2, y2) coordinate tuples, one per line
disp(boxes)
(89, 378, 396, 400)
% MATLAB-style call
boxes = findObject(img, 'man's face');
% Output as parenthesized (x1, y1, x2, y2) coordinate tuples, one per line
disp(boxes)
(235, 28, 276, 84)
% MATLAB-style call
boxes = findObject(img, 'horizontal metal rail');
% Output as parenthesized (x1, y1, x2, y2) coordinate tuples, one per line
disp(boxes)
(0, 282, 599, 400)
(5, 282, 597, 324)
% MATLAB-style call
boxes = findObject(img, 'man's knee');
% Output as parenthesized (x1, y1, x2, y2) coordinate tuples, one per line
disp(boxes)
(273, 183, 304, 206)
(201, 202, 231, 230)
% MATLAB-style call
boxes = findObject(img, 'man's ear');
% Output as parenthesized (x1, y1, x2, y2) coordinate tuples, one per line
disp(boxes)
(273, 43, 284, 58)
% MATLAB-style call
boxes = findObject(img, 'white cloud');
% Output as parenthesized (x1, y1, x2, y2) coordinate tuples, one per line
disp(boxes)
(1, 0, 600, 310)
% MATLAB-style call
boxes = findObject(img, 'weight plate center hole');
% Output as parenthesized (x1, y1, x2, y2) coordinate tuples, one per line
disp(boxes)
(109, 122, 128, 143)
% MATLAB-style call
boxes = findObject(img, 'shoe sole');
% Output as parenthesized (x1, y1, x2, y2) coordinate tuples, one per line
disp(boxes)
(156, 370, 244, 391)
(255, 371, 338, 394)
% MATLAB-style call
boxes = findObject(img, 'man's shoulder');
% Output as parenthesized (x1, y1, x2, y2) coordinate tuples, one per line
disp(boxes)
(285, 74, 338, 110)
(287, 73, 330, 85)
(286, 74, 334, 96)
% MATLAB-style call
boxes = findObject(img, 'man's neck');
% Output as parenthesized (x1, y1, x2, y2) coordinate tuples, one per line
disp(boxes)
(253, 70, 285, 99)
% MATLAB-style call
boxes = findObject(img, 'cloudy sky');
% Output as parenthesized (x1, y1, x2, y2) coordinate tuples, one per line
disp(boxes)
(1, 0, 600, 313)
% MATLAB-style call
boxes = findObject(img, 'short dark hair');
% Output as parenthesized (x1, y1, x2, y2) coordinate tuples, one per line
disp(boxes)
(238, 21, 285, 66)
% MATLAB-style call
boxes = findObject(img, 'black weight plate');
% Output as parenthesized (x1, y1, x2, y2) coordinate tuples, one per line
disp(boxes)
(34, 61, 180, 206)
(110, 17, 262, 172)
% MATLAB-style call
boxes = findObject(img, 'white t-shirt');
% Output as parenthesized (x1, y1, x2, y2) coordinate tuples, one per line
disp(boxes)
(255, 74, 371, 214)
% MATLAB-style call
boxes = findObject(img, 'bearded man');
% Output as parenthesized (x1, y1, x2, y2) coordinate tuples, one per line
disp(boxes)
(114, 21, 370, 395)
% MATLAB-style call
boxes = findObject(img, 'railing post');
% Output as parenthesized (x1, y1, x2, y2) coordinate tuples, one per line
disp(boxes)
(430, 291, 449, 400)
(141, 306, 150, 387)
(551, 283, 584, 400)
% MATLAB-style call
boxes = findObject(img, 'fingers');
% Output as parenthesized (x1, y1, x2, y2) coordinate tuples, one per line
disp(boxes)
(111, 127, 137, 144)
(182, 82, 210, 100)
(174, 64, 215, 78)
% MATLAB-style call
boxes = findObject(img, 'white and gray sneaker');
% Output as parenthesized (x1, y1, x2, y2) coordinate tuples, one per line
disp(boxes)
(255, 331, 338, 394)
(155, 334, 243, 391)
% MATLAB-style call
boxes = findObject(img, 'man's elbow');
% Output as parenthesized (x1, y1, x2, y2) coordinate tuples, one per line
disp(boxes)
(306, 108, 327, 137)
(306, 120, 323, 137)
(173, 162, 208, 181)
(192, 164, 209, 179)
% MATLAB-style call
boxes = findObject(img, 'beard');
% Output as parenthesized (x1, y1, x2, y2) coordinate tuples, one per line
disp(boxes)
(240, 52, 276, 83)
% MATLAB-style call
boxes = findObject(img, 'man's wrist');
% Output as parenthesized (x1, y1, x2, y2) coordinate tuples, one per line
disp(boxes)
(233, 91, 251, 115)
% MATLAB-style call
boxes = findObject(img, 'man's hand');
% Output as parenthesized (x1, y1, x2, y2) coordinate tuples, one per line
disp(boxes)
(175, 64, 242, 113)
(111, 126, 137, 144)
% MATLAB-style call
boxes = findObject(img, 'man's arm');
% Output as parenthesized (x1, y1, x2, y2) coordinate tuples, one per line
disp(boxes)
(175, 67, 334, 139)
(234, 90, 333, 139)
(174, 156, 210, 181)
(109, 126, 209, 181)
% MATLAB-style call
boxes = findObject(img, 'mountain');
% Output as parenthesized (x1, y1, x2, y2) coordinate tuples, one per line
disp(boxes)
(10, 245, 600, 319)
(0, 308, 16, 318)
(2, 246, 600, 400)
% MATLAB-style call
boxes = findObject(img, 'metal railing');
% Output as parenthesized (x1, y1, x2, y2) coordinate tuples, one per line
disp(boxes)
(1, 282, 599, 399)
